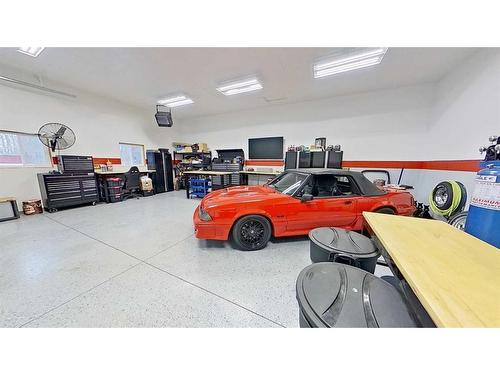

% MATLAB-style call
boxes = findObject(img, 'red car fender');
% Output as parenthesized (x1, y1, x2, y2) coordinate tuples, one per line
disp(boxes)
(230, 208, 276, 235)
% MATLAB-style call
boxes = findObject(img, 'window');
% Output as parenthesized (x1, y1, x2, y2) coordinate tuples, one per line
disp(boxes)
(119, 143, 145, 166)
(298, 174, 359, 198)
(0, 130, 52, 167)
(268, 171, 308, 196)
(311, 175, 358, 197)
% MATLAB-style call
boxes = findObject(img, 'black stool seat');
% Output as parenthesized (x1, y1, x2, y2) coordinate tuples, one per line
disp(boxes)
(309, 227, 379, 273)
(296, 262, 416, 328)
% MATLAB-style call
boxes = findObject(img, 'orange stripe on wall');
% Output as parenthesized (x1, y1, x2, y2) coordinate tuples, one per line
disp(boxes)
(245, 158, 481, 172)
(420, 160, 481, 172)
(245, 159, 284, 166)
(93, 158, 121, 166)
(342, 160, 424, 169)
(344, 160, 480, 172)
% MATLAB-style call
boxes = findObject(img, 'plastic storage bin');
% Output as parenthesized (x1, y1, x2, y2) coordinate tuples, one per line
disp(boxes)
(296, 262, 416, 328)
(189, 178, 210, 198)
(309, 227, 379, 273)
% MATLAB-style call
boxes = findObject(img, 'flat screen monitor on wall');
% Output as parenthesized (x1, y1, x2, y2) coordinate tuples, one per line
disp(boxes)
(248, 137, 284, 159)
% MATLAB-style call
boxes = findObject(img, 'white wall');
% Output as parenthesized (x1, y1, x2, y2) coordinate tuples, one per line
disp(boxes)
(174, 49, 500, 205)
(175, 84, 434, 161)
(414, 49, 500, 203)
(175, 84, 435, 200)
(429, 48, 500, 160)
(0, 78, 175, 203)
(2, 48, 499, 208)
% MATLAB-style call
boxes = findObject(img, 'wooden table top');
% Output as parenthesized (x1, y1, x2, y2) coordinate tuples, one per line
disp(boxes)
(0, 197, 16, 203)
(182, 170, 232, 176)
(363, 212, 500, 328)
(94, 170, 155, 175)
(239, 171, 280, 175)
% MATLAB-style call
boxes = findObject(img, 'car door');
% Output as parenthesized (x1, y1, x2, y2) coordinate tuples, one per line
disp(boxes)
(314, 175, 360, 228)
(286, 174, 359, 232)
(284, 175, 325, 233)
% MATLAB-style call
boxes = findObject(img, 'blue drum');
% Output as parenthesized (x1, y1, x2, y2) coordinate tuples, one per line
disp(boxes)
(465, 161, 500, 248)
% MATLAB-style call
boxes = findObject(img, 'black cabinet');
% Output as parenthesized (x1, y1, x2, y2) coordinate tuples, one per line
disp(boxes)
(298, 152, 312, 168)
(311, 152, 326, 168)
(146, 149, 174, 193)
(287, 150, 339, 169)
(38, 173, 98, 212)
(327, 150, 343, 169)
(285, 151, 298, 170)
(298, 151, 326, 168)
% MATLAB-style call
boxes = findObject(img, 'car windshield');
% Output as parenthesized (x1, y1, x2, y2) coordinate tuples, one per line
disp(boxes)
(268, 172, 308, 196)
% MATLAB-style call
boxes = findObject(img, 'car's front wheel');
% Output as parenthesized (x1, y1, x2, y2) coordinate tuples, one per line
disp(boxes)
(232, 215, 272, 251)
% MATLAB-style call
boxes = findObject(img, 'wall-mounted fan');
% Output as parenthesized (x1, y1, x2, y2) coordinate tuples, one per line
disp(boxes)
(37, 123, 76, 152)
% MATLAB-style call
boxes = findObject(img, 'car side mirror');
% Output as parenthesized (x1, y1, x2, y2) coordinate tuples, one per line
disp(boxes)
(301, 193, 313, 202)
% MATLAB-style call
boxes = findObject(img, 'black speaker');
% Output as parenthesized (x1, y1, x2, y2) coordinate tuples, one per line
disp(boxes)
(298, 152, 312, 168)
(327, 151, 343, 169)
(311, 151, 326, 168)
(155, 110, 173, 127)
(285, 151, 298, 170)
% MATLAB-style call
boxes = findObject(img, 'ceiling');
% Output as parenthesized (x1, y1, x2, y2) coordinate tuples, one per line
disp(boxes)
(0, 47, 477, 119)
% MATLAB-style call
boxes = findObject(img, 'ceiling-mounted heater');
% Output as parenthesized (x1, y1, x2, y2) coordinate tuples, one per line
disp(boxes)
(0, 75, 76, 98)
(155, 105, 173, 127)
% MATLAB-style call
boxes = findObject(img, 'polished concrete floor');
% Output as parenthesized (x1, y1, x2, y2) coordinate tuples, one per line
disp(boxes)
(1, 191, 390, 327)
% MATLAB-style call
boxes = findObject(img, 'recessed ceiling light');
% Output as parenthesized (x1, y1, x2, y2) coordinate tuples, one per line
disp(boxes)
(17, 47, 45, 57)
(314, 48, 388, 78)
(158, 95, 194, 108)
(216, 77, 263, 96)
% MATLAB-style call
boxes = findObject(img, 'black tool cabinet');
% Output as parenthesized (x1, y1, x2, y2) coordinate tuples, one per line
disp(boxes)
(37, 173, 98, 212)
(285, 150, 343, 169)
(212, 149, 244, 186)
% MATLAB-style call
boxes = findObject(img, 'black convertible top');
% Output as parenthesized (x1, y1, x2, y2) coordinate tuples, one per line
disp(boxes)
(285, 168, 385, 196)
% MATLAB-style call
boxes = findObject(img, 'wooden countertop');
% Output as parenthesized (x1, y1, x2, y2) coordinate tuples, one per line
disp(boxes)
(94, 170, 156, 175)
(182, 170, 232, 176)
(239, 171, 280, 175)
(363, 212, 500, 327)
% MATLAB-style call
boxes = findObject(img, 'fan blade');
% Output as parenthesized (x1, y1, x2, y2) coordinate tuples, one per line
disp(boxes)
(54, 126, 67, 138)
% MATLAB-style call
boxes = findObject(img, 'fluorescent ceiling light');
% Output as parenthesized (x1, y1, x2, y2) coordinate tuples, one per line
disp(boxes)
(217, 77, 263, 96)
(17, 47, 45, 57)
(314, 48, 388, 78)
(158, 94, 194, 108)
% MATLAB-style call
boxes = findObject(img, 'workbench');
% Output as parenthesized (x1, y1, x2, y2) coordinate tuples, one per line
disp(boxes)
(94, 169, 156, 175)
(182, 170, 233, 198)
(239, 170, 280, 185)
(363, 212, 500, 327)
(94, 169, 156, 202)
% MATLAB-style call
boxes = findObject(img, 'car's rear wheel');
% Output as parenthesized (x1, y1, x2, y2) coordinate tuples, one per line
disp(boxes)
(232, 215, 272, 251)
(374, 207, 395, 214)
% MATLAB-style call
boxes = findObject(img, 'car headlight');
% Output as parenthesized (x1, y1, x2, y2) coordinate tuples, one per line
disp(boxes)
(199, 207, 212, 221)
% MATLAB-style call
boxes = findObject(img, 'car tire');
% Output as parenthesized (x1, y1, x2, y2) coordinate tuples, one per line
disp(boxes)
(375, 207, 395, 214)
(431, 181, 453, 210)
(232, 215, 272, 251)
(453, 182, 467, 216)
(448, 211, 468, 231)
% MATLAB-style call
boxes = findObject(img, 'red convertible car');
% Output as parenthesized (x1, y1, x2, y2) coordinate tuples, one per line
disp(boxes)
(193, 169, 415, 250)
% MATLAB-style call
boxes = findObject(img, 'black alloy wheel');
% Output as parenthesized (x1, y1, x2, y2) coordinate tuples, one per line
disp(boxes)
(232, 215, 272, 251)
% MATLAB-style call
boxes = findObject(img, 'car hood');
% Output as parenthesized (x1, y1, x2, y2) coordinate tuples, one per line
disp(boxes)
(202, 185, 281, 208)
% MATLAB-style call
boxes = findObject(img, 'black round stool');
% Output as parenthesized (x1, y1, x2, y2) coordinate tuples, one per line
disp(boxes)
(296, 262, 417, 328)
(309, 227, 379, 273)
